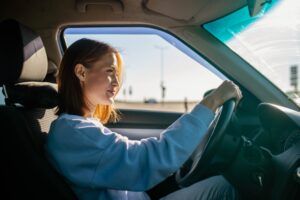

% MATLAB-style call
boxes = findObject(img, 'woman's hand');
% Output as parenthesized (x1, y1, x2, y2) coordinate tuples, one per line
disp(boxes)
(200, 80, 243, 112)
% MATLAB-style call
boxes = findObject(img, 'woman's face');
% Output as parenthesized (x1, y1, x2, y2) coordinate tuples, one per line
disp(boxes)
(78, 52, 120, 106)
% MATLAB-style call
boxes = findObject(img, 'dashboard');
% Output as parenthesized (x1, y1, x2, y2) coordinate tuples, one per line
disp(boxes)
(223, 103, 300, 200)
(256, 103, 300, 155)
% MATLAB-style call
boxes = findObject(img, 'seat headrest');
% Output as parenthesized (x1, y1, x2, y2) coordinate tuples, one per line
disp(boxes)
(0, 19, 48, 85)
(4, 82, 58, 109)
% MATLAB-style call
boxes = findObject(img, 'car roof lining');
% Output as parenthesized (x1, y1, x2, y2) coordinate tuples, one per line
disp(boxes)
(0, 0, 247, 64)
(0, 0, 247, 30)
(144, 0, 246, 23)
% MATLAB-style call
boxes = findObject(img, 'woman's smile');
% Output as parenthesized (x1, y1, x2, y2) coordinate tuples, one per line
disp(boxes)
(107, 89, 116, 97)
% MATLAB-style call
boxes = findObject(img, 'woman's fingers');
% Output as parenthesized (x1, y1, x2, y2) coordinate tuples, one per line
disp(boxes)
(228, 81, 243, 110)
(234, 90, 241, 110)
(227, 81, 242, 100)
(216, 80, 243, 105)
(200, 80, 243, 112)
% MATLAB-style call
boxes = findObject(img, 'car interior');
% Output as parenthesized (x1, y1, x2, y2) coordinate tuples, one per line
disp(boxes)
(0, 0, 299, 200)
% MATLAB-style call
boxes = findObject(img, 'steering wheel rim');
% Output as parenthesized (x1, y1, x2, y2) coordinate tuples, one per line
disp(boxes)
(175, 99, 236, 187)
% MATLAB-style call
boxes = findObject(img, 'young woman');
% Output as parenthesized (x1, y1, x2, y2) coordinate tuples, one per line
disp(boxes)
(46, 38, 242, 200)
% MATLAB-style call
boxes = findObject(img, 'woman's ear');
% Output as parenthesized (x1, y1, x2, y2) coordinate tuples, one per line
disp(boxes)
(74, 64, 87, 82)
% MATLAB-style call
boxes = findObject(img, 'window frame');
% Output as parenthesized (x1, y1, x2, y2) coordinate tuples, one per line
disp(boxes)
(57, 24, 228, 112)
(58, 24, 227, 81)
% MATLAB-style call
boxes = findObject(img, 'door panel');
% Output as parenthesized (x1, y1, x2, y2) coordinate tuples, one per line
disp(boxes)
(106, 109, 183, 139)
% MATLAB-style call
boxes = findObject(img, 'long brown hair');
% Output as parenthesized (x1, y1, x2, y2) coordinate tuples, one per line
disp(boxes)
(56, 38, 122, 124)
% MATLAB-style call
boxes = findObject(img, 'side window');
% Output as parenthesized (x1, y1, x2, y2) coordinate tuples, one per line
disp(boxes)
(0, 87, 4, 105)
(63, 27, 225, 112)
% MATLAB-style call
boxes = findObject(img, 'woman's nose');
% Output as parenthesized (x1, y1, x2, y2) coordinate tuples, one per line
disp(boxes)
(111, 73, 119, 87)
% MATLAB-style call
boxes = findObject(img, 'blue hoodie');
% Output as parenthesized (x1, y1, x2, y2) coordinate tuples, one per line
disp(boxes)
(45, 103, 215, 200)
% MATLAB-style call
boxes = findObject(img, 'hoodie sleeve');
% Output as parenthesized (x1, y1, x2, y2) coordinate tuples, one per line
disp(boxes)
(46, 103, 215, 191)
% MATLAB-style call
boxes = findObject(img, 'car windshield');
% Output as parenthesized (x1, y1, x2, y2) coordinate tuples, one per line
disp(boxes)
(204, 0, 300, 106)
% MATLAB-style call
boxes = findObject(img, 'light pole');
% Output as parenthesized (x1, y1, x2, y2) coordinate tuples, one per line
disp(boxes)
(155, 45, 168, 104)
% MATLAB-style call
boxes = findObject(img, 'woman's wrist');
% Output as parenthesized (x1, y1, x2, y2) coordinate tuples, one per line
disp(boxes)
(199, 95, 220, 112)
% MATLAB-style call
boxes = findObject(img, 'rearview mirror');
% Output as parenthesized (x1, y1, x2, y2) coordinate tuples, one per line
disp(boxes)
(247, 0, 272, 17)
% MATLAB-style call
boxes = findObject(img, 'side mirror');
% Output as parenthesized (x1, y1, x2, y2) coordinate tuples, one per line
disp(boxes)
(247, 0, 272, 17)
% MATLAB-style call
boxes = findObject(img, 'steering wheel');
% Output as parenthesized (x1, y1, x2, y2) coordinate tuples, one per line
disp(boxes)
(175, 99, 236, 187)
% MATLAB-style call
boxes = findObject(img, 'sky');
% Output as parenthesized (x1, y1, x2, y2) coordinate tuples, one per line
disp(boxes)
(64, 32, 223, 102)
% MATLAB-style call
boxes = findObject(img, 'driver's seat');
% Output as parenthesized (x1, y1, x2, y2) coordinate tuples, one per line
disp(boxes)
(0, 19, 77, 199)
